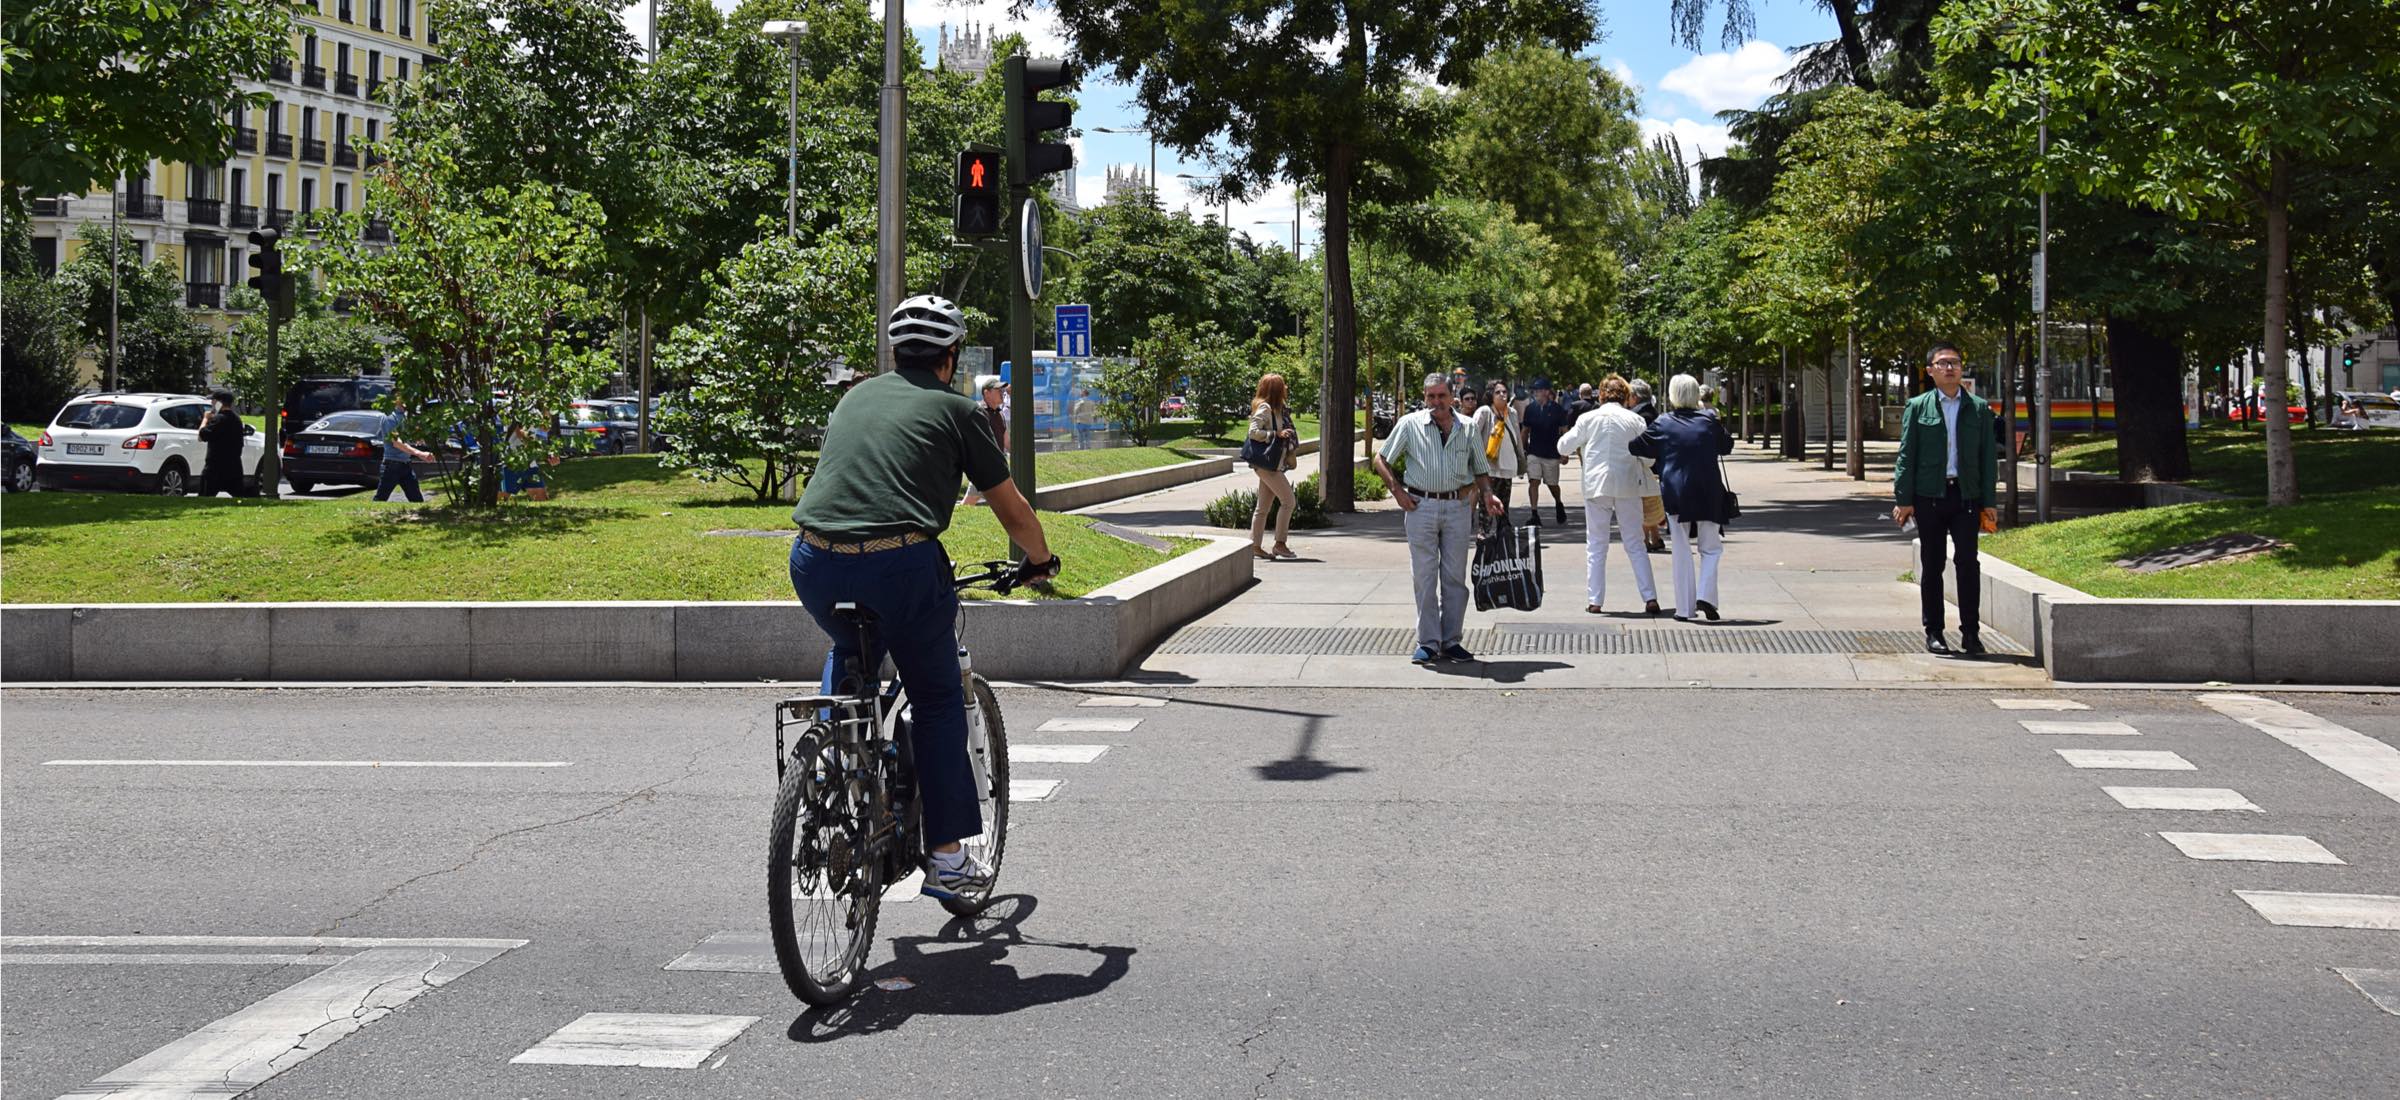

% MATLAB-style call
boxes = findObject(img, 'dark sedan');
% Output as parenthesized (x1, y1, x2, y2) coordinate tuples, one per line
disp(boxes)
(4, 425, 35, 492)
(280, 411, 392, 493)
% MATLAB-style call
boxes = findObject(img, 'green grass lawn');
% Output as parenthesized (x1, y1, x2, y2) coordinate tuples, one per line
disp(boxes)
(1033, 445, 1213, 483)
(0, 455, 1200, 604)
(1986, 490, 2399, 600)
(2051, 423, 2398, 497)
(1149, 414, 1323, 451)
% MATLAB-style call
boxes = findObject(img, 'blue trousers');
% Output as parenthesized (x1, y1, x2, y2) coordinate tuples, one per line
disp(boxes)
(788, 537, 981, 846)
(374, 461, 423, 502)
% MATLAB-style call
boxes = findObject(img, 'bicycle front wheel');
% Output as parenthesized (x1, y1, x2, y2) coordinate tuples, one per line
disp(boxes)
(768, 727, 881, 1005)
(941, 675, 1010, 917)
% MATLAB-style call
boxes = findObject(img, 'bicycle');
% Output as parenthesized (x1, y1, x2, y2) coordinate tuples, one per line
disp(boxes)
(767, 558, 1038, 1006)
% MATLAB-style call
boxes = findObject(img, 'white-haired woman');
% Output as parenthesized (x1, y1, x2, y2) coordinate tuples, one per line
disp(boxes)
(1629, 373, 1735, 621)
(1555, 374, 1661, 616)
(961, 374, 1008, 505)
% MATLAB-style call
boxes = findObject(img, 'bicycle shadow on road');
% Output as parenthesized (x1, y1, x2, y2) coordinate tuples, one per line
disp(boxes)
(785, 895, 1135, 1041)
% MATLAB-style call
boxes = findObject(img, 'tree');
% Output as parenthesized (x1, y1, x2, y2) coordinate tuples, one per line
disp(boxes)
(1940, 0, 2400, 506)
(53, 223, 211, 393)
(1050, 0, 1601, 510)
(1, 0, 291, 207)
(2, 215, 81, 422)
(653, 229, 873, 500)
(311, 122, 616, 507)
(222, 277, 391, 408)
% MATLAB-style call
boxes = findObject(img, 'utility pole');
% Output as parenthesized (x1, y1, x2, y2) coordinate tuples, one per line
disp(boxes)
(2035, 70, 2054, 523)
(109, 171, 122, 392)
(876, 0, 907, 374)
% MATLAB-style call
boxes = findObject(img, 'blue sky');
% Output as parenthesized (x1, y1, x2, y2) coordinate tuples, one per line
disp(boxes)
(620, 1, 1838, 246)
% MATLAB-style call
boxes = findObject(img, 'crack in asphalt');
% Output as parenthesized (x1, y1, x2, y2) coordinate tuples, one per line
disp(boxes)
(249, 952, 449, 1084)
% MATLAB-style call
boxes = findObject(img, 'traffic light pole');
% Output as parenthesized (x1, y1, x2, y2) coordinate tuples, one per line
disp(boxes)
(262, 307, 282, 499)
(1002, 57, 1038, 507)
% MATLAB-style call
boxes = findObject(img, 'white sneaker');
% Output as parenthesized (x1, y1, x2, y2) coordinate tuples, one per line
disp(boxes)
(920, 851, 993, 900)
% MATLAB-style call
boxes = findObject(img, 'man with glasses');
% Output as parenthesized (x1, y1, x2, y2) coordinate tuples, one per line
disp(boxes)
(1373, 373, 1505, 665)
(1893, 342, 1999, 656)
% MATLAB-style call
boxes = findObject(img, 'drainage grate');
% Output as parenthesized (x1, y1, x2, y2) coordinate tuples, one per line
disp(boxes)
(1157, 625, 2027, 657)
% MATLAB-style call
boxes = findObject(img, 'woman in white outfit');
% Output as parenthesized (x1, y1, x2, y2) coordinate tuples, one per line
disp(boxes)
(1553, 374, 1661, 616)
(1630, 373, 1735, 621)
(1470, 382, 1525, 521)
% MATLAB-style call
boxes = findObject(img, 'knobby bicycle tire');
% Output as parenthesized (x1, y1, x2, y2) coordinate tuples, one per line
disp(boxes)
(939, 675, 1011, 917)
(768, 727, 881, 1006)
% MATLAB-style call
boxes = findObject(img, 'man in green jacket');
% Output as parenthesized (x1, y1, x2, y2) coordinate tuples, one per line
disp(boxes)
(1892, 342, 1999, 656)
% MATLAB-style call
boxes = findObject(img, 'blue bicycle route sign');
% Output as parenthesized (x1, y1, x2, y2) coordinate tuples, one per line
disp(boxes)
(1055, 304, 1092, 359)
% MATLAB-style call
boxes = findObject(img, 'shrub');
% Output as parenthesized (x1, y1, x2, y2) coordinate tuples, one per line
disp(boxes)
(1205, 472, 1329, 530)
(1351, 466, 1389, 501)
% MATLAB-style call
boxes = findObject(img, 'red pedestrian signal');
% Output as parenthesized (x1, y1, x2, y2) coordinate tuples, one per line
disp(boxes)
(955, 146, 1002, 238)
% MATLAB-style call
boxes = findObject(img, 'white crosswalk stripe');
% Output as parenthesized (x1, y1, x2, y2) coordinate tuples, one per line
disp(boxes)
(2056, 748, 2195, 771)
(1079, 695, 1167, 707)
(1010, 778, 1063, 802)
(2101, 786, 2261, 812)
(1037, 716, 1143, 733)
(2158, 832, 2344, 864)
(2019, 720, 2141, 736)
(1993, 698, 2091, 711)
(511, 1013, 757, 1069)
(2199, 693, 2400, 806)
(2236, 891, 2400, 931)
(1012, 744, 1109, 764)
(2337, 969, 2400, 1016)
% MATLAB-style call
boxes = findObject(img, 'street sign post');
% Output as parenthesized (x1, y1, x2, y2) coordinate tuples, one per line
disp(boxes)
(1055, 303, 1091, 358)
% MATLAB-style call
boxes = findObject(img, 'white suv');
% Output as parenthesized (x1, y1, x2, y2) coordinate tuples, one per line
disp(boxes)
(36, 393, 269, 495)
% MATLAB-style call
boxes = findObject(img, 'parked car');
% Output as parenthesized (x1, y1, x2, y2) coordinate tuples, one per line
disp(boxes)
(4, 425, 36, 492)
(35, 393, 267, 494)
(2332, 390, 2400, 430)
(281, 375, 395, 440)
(568, 399, 642, 454)
(1158, 395, 1189, 418)
(281, 410, 398, 494)
(2227, 399, 2306, 424)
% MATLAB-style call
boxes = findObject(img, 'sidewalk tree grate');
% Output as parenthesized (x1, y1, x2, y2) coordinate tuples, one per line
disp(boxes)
(1157, 626, 2027, 658)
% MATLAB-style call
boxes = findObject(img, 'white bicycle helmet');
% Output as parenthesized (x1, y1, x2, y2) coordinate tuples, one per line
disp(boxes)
(887, 294, 968, 351)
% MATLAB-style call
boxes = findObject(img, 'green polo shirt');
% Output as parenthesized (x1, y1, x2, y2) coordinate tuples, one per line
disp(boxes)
(792, 368, 1012, 540)
(1378, 407, 1490, 492)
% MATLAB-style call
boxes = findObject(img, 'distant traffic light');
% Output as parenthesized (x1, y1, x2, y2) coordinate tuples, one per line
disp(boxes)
(2343, 344, 2360, 370)
(245, 227, 292, 319)
(1005, 56, 1077, 188)
(955, 146, 1002, 238)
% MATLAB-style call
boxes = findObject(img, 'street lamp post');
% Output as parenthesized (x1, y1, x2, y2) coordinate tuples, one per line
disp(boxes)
(1175, 173, 1231, 243)
(761, 19, 809, 500)
(1251, 210, 1304, 348)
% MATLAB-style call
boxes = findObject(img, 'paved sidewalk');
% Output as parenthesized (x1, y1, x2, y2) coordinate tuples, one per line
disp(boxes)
(1075, 438, 2048, 688)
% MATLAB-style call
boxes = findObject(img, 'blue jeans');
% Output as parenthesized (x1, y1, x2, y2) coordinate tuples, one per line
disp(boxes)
(374, 461, 423, 502)
(788, 537, 981, 846)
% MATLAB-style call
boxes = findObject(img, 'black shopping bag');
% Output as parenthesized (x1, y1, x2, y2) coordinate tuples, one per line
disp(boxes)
(1471, 521, 1545, 612)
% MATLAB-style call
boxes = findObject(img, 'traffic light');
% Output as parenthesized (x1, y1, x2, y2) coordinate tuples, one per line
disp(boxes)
(245, 227, 293, 319)
(1004, 56, 1077, 188)
(955, 146, 1002, 238)
(2343, 344, 2360, 370)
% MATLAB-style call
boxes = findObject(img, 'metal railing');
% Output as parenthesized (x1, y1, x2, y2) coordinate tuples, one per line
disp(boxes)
(302, 64, 327, 89)
(117, 193, 165, 219)
(301, 137, 327, 163)
(366, 77, 383, 98)
(236, 127, 258, 152)
(335, 145, 359, 168)
(186, 282, 223, 309)
(230, 204, 260, 228)
(363, 220, 393, 243)
(267, 132, 293, 156)
(364, 150, 386, 168)
(267, 207, 294, 229)
(31, 197, 65, 216)
(271, 58, 293, 82)
(187, 197, 224, 225)
(337, 72, 359, 96)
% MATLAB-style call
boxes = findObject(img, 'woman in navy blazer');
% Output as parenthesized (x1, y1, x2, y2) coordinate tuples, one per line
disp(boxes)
(1629, 374, 1735, 621)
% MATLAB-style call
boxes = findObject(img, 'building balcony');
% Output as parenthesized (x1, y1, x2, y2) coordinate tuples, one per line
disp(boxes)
(337, 72, 359, 96)
(364, 150, 386, 168)
(267, 132, 294, 157)
(267, 207, 294, 229)
(363, 220, 393, 243)
(236, 126, 258, 152)
(334, 144, 359, 168)
(186, 282, 223, 309)
(118, 193, 165, 219)
(271, 58, 293, 82)
(230, 204, 260, 228)
(371, 15, 383, 30)
(31, 197, 66, 216)
(187, 197, 224, 225)
(338, 0, 352, 20)
(366, 77, 384, 98)
(302, 64, 327, 90)
(301, 137, 328, 163)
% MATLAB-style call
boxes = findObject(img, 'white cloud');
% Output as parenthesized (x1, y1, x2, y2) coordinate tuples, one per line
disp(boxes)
(1639, 117, 1733, 162)
(1656, 40, 1790, 114)
(1606, 58, 1641, 97)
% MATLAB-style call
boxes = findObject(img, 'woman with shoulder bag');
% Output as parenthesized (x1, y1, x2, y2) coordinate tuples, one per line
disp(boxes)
(1629, 373, 1736, 621)
(1471, 381, 1526, 525)
(1244, 373, 1302, 560)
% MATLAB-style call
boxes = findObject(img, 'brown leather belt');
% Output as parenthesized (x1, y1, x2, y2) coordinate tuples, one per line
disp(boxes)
(1405, 486, 1469, 500)
(798, 529, 932, 554)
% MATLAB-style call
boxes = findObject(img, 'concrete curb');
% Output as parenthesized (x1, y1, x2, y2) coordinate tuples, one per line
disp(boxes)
(1917, 544, 2400, 686)
(1027, 437, 1322, 512)
(0, 537, 1256, 683)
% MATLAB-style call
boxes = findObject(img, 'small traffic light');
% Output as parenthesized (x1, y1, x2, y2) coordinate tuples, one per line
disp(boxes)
(245, 227, 282, 299)
(1005, 56, 1077, 188)
(2343, 344, 2360, 369)
(955, 146, 1002, 238)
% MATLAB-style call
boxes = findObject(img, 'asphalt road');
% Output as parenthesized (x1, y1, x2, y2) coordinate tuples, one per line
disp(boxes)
(3, 686, 2394, 1098)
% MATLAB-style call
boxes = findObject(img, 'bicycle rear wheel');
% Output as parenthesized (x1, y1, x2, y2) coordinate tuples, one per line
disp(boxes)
(768, 725, 881, 1005)
(940, 675, 1010, 917)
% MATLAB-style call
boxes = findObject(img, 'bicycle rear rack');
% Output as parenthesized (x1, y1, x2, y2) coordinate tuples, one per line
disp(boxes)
(775, 695, 879, 780)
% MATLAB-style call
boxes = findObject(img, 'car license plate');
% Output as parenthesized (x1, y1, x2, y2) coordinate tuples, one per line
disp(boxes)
(66, 443, 104, 455)
(307, 445, 340, 455)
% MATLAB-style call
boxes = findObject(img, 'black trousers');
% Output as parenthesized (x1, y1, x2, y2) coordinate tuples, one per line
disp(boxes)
(1916, 481, 1981, 637)
(374, 460, 424, 502)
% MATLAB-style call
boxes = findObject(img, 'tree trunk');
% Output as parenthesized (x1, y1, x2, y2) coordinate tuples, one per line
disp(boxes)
(476, 403, 501, 507)
(1821, 340, 1834, 469)
(1844, 318, 1864, 479)
(1319, 142, 1359, 512)
(2260, 155, 2298, 506)
(2105, 315, 2191, 482)
(1829, 0, 1878, 92)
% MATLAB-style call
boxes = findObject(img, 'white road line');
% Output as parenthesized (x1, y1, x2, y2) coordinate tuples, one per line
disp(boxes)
(2336, 969, 2400, 1017)
(2056, 748, 2196, 771)
(1, 935, 528, 949)
(2101, 786, 2262, 812)
(2158, 832, 2345, 864)
(1993, 698, 2091, 711)
(510, 1012, 759, 1070)
(1036, 717, 1142, 733)
(1011, 744, 1109, 764)
(2235, 891, 2400, 931)
(56, 944, 518, 1099)
(43, 759, 570, 768)
(1079, 696, 1168, 708)
(2020, 719, 2141, 736)
(2199, 693, 2400, 807)
(1009, 778, 1062, 802)
(0, 953, 345, 966)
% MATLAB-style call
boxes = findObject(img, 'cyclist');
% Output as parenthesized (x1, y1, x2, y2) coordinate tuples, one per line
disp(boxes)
(790, 293, 1060, 900)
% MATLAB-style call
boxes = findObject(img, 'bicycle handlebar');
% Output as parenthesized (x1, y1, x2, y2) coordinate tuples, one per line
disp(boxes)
(956, 556, 1062, 595)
